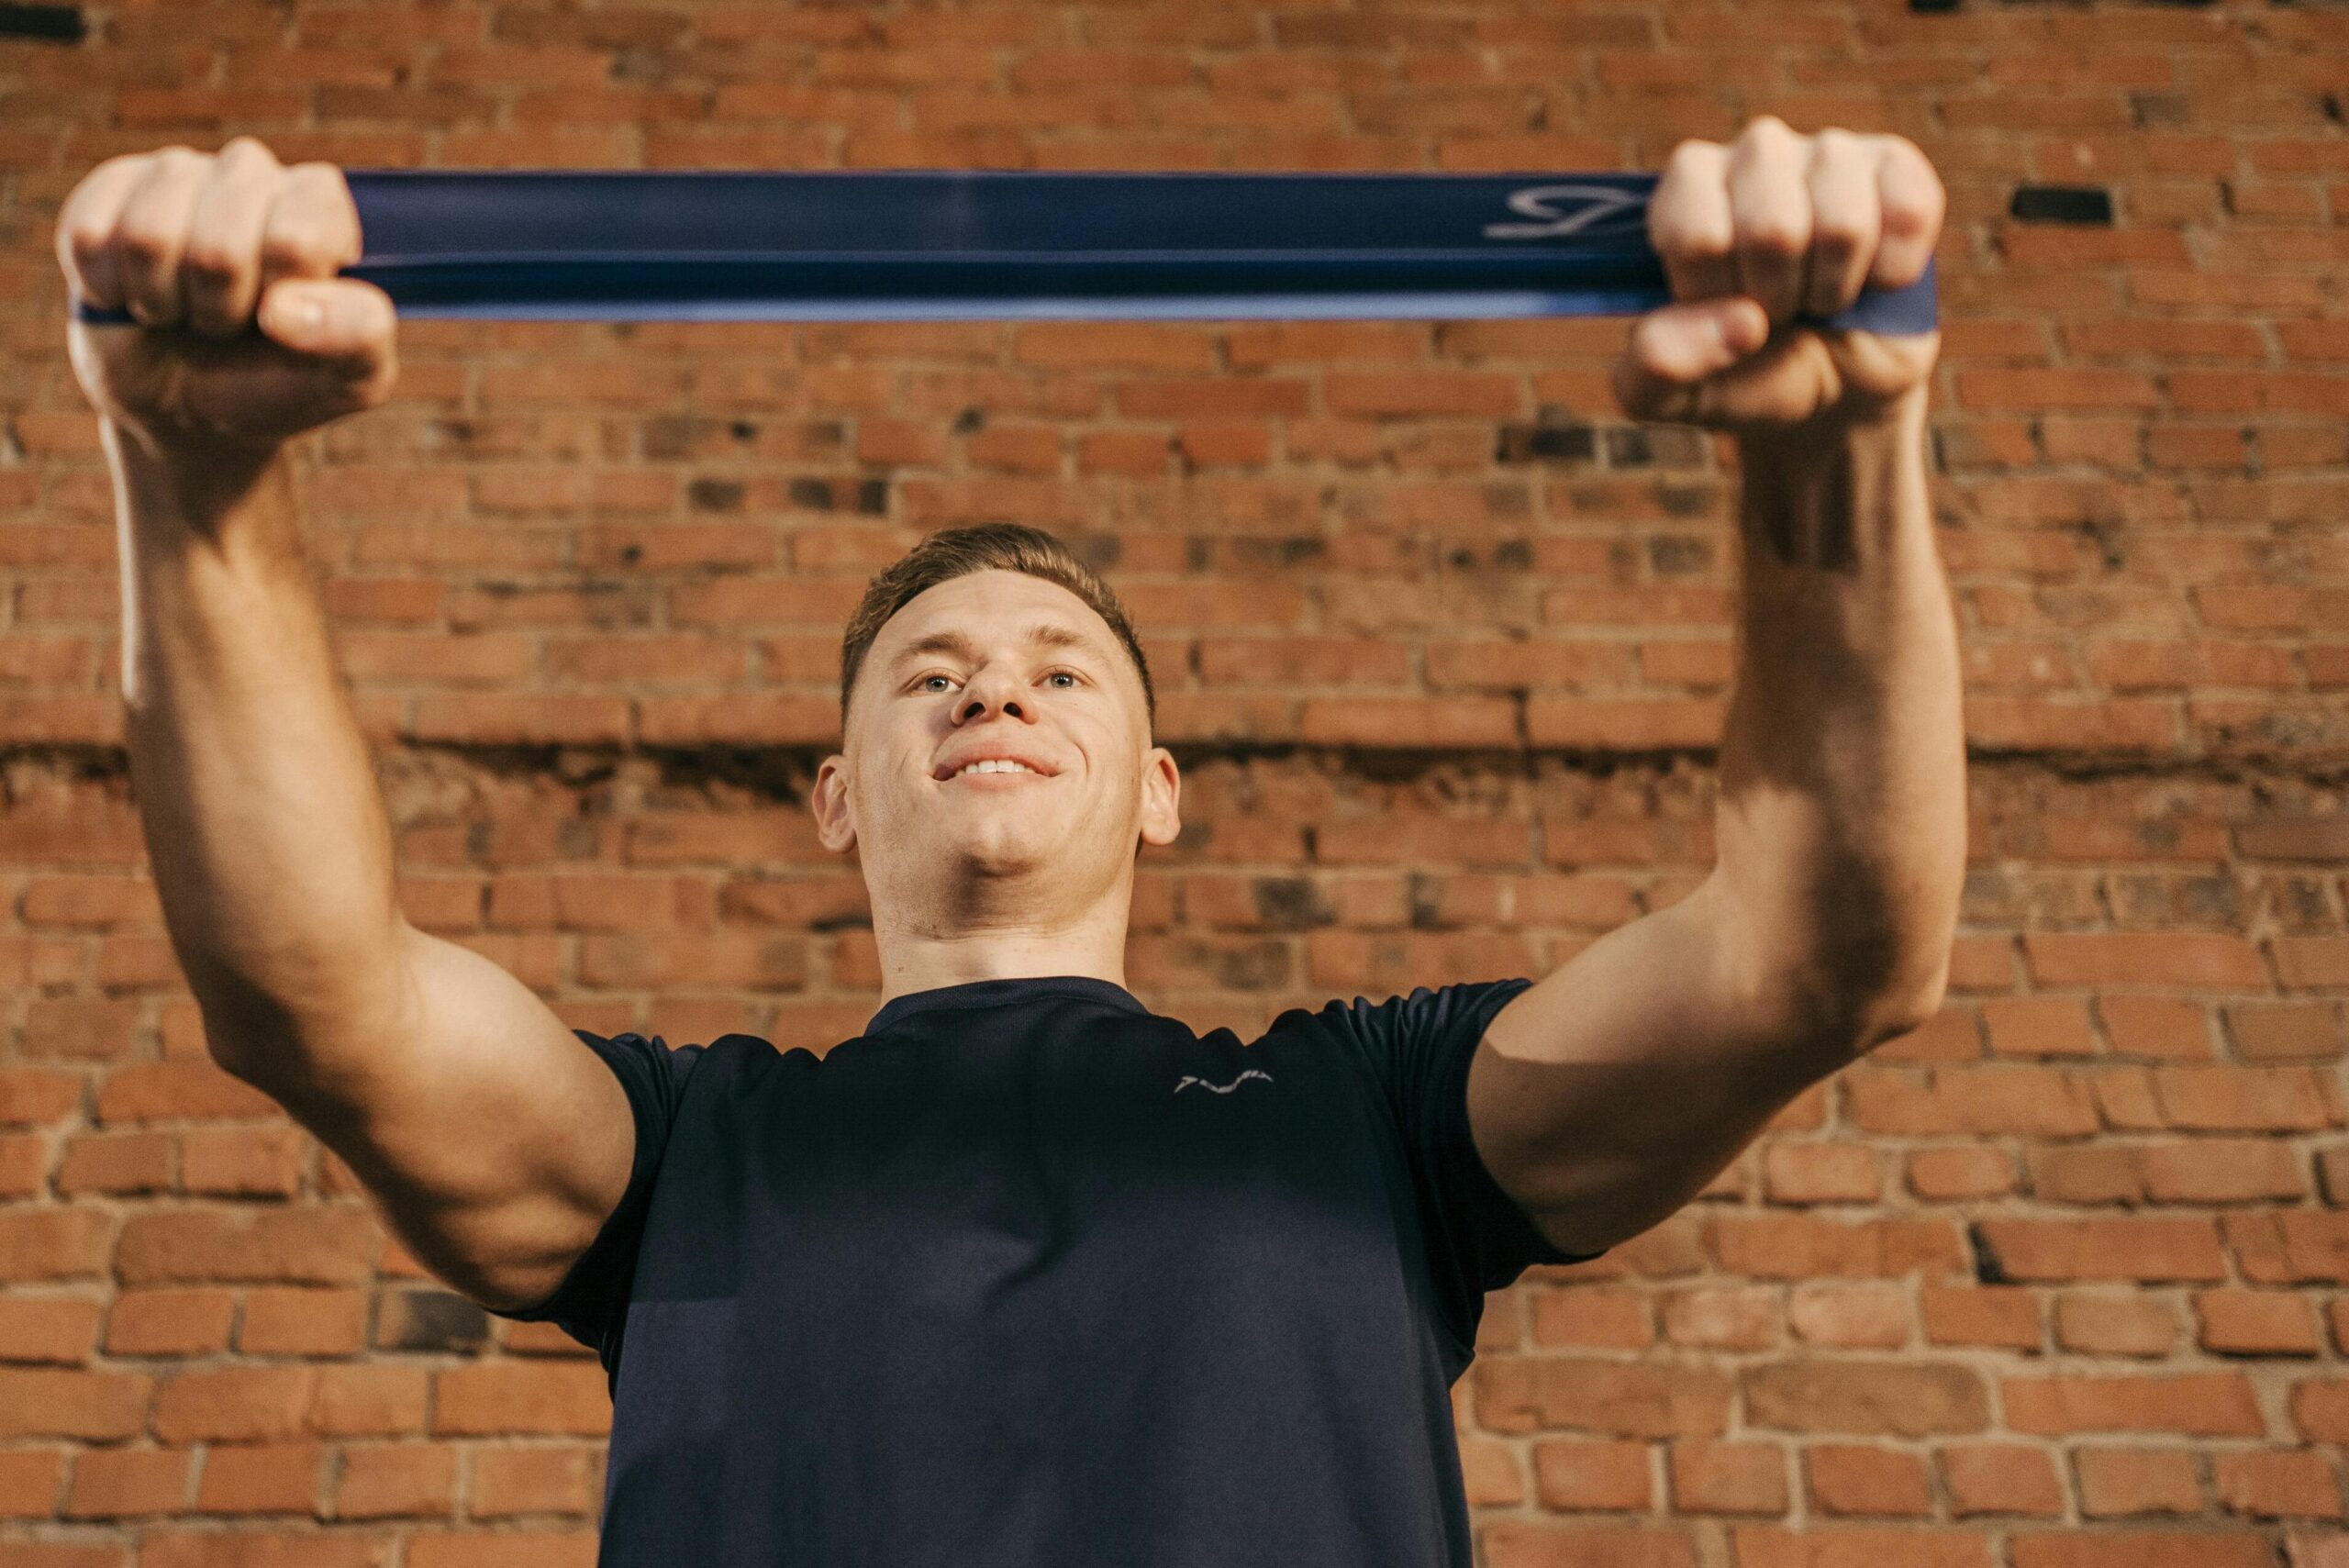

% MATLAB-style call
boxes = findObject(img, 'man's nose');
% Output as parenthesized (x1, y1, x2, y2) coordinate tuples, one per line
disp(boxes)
(956, 669, 1026, 722)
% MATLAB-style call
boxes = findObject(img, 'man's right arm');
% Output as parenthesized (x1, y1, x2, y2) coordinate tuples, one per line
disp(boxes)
(72, 139, 639, 1313)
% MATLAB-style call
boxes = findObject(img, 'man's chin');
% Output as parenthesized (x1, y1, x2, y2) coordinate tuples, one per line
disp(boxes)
(939, 819, 1064, 878)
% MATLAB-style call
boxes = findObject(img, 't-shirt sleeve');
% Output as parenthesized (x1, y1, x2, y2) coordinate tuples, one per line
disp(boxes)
(483, 1029, 704, 1372)
(1333, 977, 1608, 1353)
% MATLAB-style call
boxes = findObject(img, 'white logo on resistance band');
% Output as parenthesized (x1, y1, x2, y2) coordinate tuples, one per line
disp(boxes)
(1483, 183, 1648, 240)
(1173, 1069, 1275, 1095)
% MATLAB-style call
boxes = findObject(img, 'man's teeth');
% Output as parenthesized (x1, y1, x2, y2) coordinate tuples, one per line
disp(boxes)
(954, 759, 1035, 777)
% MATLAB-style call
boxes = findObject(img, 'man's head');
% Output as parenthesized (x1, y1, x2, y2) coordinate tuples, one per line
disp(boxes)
(812, 524, 1181, 934)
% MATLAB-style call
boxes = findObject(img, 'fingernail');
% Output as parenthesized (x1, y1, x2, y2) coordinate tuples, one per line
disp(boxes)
(296, 298, 325, 330)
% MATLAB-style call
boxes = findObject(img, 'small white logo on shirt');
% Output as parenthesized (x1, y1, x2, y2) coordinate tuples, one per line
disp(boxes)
(1173, 1069, 1275, 1095)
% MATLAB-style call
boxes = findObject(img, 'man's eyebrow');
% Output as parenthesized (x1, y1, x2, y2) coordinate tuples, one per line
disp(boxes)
(885, 623, 1117, 672)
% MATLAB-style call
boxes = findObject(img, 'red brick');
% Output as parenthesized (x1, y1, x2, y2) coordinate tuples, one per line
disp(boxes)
(1805, 1443, 1932, 1517)
(1727, 1524, 1993, 1568)
(1529, 1438, 1650, 1512)
(1659, 1286, 1780, 1352)
(1529, 1286, 1653, 1351)
(194, 1442, 323, 1515)
(1668, 1440, 1787, 1514)
(332, 1442, 459, 1520)
(1741, 1362, 1988, 1437)
(0, 1370, 152, 1440)
(2004, 1373, 2265, 1437)
(1786, 1284, 1909, 1350)
(2076, 1447, 2203, 1517)
(1765, 1145, 1883, 1206)
(1475, 1358, 1733, 1440)
(2056, 1294, 2180, 1358)
(2213, 1449, 2343, 1520)
(63, 1447, 190, 1518)
(429, 1365, 612, 1438)
(2194, 1289, 2324, 1357)
(465, 1443, 601, 1518)
(2008, 1529, 2272, 1568)
(1921, 1287, 2042, 1352)
(1975, 1218, 2228, 1283)
(0, 1296, 101, 1364)
(2022, 932, 2269, 991)
(1941, 1443, 2065, 1518)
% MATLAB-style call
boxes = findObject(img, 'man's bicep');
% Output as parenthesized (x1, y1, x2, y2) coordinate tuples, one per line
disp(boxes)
(251, 923, 641, 1314)
(1468, 873, 1849, 1257)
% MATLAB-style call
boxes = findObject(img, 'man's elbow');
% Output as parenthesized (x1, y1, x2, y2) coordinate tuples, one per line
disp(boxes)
(1821, 951, 1953, 1056)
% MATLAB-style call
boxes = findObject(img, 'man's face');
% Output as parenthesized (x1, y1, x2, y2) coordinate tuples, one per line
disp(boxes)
(812, 570, 1181, 920)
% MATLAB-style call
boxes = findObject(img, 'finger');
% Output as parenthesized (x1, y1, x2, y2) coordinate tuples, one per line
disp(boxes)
(181, 137, 284, 339)
(1610, 297, 1771, 423)
(1725, 117, 1811, 328)
(255, 161, 364, 307)
(1802, 128, 1879, 320)
(113, 146, 208, 328)
(54, 154, 150, 312)
(1651, 139, 1736, 302)
(1623, 330, 1842, 430)
(257, 275, 397, 363)
(1869, 136, 1945, 291)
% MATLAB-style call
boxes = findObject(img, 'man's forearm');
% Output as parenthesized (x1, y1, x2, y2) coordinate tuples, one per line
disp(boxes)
(1708, 385, 1967, 1046)
(111, 422, 413, 1077)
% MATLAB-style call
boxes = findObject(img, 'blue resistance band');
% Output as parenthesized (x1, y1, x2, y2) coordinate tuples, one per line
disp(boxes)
(71, 169, 1937, 333)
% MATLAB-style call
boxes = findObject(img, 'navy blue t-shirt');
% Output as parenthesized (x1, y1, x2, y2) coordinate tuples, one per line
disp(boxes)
(491, 973, 1605, 1567)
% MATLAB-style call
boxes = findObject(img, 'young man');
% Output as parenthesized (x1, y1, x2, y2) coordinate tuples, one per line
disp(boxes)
(58, 118, 1960, 1565)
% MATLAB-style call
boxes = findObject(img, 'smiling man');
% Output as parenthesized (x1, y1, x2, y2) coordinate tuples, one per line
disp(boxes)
(64, 115, 1962, 1568)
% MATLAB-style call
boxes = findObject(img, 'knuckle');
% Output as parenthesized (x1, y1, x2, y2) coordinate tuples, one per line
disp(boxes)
(1657, 217, 1733, 260)
(79, 151, 145, 191)
(1663, 140, 1726, 187)
(65, 222, 111, 264)
(115, 220, 177, 263)
(1742, 218, 1809, 258)
(289, 161, 352, 201)
(1810, 217, 1867, 254)
(178, 239, 240, 281)
(1878, 202, 1923, 238)
(260, 216, 337, 266)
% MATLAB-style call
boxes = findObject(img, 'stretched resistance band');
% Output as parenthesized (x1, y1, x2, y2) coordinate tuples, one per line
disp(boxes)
(72, 169, 1936, 333)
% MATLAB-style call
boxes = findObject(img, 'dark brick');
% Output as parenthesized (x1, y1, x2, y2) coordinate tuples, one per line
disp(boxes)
(1497, 422, 1598, 464)
(2009, 185, 2114, 226)
(0, 4, 83, 41)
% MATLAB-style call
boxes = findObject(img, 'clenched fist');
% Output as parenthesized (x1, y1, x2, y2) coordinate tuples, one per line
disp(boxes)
(1610, 117, 1945, 434)
(57, 136, 398, 460)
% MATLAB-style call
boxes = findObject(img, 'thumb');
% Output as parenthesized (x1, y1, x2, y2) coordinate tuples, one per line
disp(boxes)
(257, 278, 395, 361)
(1610, 297, 1770, 423)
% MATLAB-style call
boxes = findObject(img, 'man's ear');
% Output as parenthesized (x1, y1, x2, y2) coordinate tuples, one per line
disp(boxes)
(1137, 746, 1181, 850)
(811, 753, 857, 854)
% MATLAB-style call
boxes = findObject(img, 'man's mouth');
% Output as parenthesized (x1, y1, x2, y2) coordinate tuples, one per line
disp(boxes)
(946, 760, 1046, 782)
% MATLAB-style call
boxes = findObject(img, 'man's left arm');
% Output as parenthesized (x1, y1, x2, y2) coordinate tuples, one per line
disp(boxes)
(1470, 119, 1968, 1258)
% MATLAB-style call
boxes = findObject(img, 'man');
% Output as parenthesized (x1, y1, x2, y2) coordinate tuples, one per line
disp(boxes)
(57, 118, 1961, 1566)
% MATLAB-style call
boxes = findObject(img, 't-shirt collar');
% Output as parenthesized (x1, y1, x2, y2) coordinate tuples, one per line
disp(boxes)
(865, 974, 1151, 1036)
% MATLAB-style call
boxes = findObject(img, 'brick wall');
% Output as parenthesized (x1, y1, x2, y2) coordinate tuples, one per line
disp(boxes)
(1, 2, 2344, 1564)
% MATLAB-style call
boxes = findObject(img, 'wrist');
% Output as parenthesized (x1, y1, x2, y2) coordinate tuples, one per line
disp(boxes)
(104, 418, 286, 538)
(1735, 382, 1930, 472)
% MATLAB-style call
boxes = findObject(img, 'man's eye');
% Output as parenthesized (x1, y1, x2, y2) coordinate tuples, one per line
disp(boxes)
(911, 669, 1083, 694)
